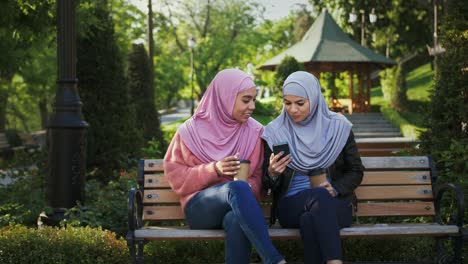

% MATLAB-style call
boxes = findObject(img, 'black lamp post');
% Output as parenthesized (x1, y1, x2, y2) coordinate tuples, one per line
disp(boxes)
(349, 7, 377, 47)
(187, 36, 197, 115)
(45, 0, 88, 222)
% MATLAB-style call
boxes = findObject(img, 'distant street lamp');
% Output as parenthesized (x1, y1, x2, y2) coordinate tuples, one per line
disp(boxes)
(349, 7, 377, 47)
(187, 36, 197, 115)
(426, 0, 445, 75)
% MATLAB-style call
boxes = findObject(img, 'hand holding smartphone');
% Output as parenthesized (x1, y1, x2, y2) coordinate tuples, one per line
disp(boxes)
(273, 142, 290, 157)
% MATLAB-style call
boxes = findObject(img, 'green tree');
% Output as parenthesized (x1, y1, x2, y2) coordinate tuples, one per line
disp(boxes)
(19, 38, 57, 129)
(157, 0, 264, 98)
(0, 0, 54, 131)
(421, 0, 467, 190)
(153, 45, 186, 109)
(77, 0, 142, 183)
(275, 56, 305, 90)
(128, 43, 166, 149)
(293, 5, 314, 42)
(309, 0, 432, 109)
(109, 0, 146, 59)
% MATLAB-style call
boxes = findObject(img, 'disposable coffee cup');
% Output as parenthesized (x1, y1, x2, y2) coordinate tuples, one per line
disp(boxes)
(235, 160, 250, 181)
(309, 173, 327, 188)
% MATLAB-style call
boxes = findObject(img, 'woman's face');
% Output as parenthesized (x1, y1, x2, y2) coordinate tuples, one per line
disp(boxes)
(232, 86, 257, 123)
(283, 94, 310, 123)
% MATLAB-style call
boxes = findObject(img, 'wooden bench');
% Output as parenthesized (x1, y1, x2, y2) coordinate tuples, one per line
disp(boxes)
(127, 156, 466, 264)
(356, 137, 421, 156)
(18, 132, 37, 147)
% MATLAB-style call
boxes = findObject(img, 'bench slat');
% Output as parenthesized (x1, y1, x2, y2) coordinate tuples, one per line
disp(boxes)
(143, 171, 432, 189)
(144, 160, 164, 172)
(142, 201, 435, 221)
(361, 171, 431, 185)
(143, 189, 179, 203)
(144, 174, 169, 188)
(144, 156, 430, 172)
(361, 156, 429, 170)
(134, 224, 458, 240)
(143, 205, 272, 221)
(356, 185, 433, 200)
(143, 156, 431, 172)
(357, 202, 434, 216)
(141, 185, 434, 204)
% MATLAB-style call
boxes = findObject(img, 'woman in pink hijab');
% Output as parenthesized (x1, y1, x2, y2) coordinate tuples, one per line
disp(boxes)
(164, 69, 286, 264)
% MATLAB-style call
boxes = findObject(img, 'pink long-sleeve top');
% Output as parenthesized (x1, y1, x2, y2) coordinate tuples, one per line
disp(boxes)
(163, 132, 264, 213)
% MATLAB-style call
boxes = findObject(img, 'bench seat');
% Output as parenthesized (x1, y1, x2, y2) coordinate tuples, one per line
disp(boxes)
(134, 223, 459, 241)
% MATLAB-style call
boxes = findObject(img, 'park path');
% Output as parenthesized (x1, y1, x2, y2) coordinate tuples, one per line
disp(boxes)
(345, 112, 403, 138)
(160, 107, 190, 125)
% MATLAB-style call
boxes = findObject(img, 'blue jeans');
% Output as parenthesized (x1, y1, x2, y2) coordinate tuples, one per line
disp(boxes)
(278, 187, 353, 264)
(185, 181, 284, 264)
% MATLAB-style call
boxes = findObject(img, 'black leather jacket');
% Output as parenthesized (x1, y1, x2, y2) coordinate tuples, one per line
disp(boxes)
(262, 131, 364, 225)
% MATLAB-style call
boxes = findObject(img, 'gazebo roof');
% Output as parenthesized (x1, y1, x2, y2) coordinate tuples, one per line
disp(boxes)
(259, 9, 396, 71)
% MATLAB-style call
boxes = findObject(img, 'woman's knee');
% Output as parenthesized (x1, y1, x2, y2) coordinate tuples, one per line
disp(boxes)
(224, 180, 251, 194)
(304, 188, 333, 212)
(315, 187, 333, 199)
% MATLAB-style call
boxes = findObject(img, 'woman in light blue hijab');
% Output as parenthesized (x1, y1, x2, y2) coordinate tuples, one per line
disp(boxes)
(262, 71, 364, 264)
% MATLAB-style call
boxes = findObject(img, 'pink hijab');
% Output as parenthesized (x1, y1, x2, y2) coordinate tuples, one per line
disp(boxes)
(178, 68, 263, 163)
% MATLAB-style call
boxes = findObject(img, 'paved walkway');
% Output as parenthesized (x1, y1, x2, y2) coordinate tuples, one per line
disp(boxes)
(344, 112, 402, 138)
(160, 107, 191, 125)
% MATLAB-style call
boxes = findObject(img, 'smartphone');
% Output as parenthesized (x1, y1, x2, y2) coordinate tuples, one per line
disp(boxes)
(273, 142, 290, 156)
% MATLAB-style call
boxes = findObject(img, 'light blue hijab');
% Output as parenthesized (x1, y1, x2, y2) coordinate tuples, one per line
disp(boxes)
(262, 71, 352, 172)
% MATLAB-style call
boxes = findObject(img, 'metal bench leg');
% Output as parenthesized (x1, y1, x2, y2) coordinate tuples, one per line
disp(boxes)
(126, 234, 137, 264)
(437, 236, 463, 264)
(136, 240, 145, 264)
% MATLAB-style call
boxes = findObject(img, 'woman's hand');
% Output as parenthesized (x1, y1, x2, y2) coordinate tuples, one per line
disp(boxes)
(320, 181, 338, 197)
(215, 153, 240, 177)
(268, 151, 291, 177)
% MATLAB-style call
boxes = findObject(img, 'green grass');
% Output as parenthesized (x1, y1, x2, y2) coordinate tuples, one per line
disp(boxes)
(371, 63, 434, 130)
(401, 63, 434, 128)
(406, 63, 433, 102)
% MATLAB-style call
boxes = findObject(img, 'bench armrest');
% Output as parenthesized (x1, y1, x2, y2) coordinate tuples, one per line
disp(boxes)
(128, 188, 143, 231)
(434, 183, 465, 228)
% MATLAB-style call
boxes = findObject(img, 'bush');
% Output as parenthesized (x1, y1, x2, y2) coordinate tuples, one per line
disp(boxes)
(379, 66, 397, 105)
(420, 0, 467, 226)
(128, 43, 166, 151)
(59, 175, 137, 237)
(274, 56, 304, 91)
(77, 1, 142, 183)
(252, 98, 283, 125)
(0, 148, 47, 227)
(0, 225, 128, 264)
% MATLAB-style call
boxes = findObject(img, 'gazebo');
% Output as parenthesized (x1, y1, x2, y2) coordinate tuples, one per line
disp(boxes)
(259, 9, 396, 113)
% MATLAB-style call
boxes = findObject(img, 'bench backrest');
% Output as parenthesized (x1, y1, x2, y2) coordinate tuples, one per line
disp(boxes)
(18, 132, 37, 146)
(138, 156, 436, 223)
(356, 138, 421, 157)
(0, 133, 10, 150)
